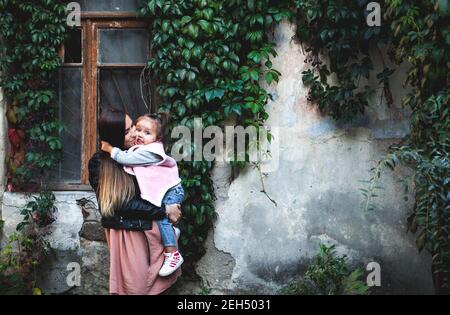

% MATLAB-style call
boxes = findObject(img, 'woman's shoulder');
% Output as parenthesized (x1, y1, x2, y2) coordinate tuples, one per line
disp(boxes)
(88, 151, 105, 189)
(89, 151, 101, 164)
(88, 151, 107, 171)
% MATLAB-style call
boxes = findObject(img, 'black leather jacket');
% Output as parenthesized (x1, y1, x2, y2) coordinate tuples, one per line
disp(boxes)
(88, 151, 166, 231)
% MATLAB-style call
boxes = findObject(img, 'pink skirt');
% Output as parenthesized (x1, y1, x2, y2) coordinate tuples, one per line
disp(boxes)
(105, 221, 181, 295)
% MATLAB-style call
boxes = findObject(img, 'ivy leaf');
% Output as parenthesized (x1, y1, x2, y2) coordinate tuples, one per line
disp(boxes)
(247, 0, 255, 12)
(202, 8, 214, 20)
(8, 128, 25, 148)
(265, 71, 274, 85)
(416, 232, 426, 252)
(222, 60, 231, 71)
(248, 51, 261, 63)
(250, 69, 259, 81)
(182, 48, 191, 60)
(192, 45, 203, 59)
(148, 1, 156, 13)
(165, 87, 178, 97)
(204, 89, 225, 102)
(177, 104, 186, 116)
(187, 24, 199, 39)
(187, 71, 196, 82)
(161, 20, 170, 32)
(185, 40, 195, 49)
(181, 16, 192, 25)
(197, 19, 211, 33)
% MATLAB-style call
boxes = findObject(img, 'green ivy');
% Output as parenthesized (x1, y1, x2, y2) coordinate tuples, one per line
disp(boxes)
(0, 191, 56, 295)
(139, 0, 292, 262)
(0, 0, 68, 188)
(293, 0, 449, 293)
(0, 0, 66, 294)
(16, 190, 57, 231)
(380, 1, 448, 293)
(294, 0, 393, 121)
(280, 244, 369, 295)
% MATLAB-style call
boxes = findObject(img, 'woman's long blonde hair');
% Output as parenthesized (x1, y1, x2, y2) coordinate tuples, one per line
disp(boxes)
(97, 157, 135, 217)
(96, 108, 135, 217)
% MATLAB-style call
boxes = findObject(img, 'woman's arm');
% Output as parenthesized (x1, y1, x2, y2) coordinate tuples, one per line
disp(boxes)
(119, 196, 166, 220)
(119, 200, 181, 223)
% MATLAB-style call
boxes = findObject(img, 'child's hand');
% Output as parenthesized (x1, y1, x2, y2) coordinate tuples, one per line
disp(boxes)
(101, 141, 113, 154)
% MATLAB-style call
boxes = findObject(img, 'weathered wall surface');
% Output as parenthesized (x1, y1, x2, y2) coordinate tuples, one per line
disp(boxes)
(0, 20, 434, 294)
(195, 20, 433, 294)
(1, 192, 109, 295)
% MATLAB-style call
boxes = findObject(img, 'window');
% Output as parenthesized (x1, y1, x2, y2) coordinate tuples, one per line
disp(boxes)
(53, 5, 154, 190)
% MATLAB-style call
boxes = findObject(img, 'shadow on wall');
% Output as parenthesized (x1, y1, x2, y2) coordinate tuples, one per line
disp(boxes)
(244, 190, 433, 294)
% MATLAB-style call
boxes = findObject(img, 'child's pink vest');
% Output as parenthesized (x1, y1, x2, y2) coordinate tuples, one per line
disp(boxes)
(123, 142, 181, 207)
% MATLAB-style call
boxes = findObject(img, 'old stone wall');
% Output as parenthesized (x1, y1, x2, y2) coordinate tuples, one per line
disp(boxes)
(194, 20, 433, 294)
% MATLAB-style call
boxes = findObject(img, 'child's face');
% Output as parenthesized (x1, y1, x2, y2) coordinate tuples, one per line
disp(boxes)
(135, 118, 159, 145)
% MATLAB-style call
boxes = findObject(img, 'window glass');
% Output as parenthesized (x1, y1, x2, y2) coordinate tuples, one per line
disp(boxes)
(52, 67, 82, 183)
(99, 29, 148, 64)
(99, 68, 150, 120)
(63, 28, 82, 63)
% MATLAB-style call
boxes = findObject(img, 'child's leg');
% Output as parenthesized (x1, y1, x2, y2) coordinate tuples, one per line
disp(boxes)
(158, 184, 185, 277)
(156, 217, 178, 253)
(157, 218, 183, 277)
(159, 184, 184, 253)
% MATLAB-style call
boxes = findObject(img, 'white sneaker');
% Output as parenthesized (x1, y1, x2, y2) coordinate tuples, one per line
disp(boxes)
(159, 251, 184, 277)
(174, 227, 181, 239)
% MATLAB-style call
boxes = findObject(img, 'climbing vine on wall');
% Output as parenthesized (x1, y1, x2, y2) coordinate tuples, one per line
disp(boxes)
(0, 0, 66, 294)
(295, 0, 393, 121)
(375, 0, 449, 293)
(139, 0, 292, 262)
(293, 0, 449, 293)
(0, 0, 68, 190)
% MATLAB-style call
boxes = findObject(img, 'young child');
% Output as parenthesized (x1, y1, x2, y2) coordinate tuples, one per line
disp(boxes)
(101, 112, 184, 277)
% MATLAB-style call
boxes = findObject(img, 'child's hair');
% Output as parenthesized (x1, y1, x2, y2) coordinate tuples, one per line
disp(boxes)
(135, 112, 170, 148)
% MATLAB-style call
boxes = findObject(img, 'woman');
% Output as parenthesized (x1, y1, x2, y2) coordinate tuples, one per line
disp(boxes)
(88, 108, 182, 295)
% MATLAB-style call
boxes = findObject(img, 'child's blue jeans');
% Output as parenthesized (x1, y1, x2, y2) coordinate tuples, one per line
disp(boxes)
(157, 184, 184, 247)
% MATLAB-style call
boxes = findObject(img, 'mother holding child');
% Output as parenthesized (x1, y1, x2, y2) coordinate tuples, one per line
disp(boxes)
(88, 108, 184, 295)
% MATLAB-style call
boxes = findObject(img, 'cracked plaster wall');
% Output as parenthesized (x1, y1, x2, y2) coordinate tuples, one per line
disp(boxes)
(195, 20, 434, 294)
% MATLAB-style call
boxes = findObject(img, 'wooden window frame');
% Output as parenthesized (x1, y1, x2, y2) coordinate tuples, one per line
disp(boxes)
(51, 14, 149, 191)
